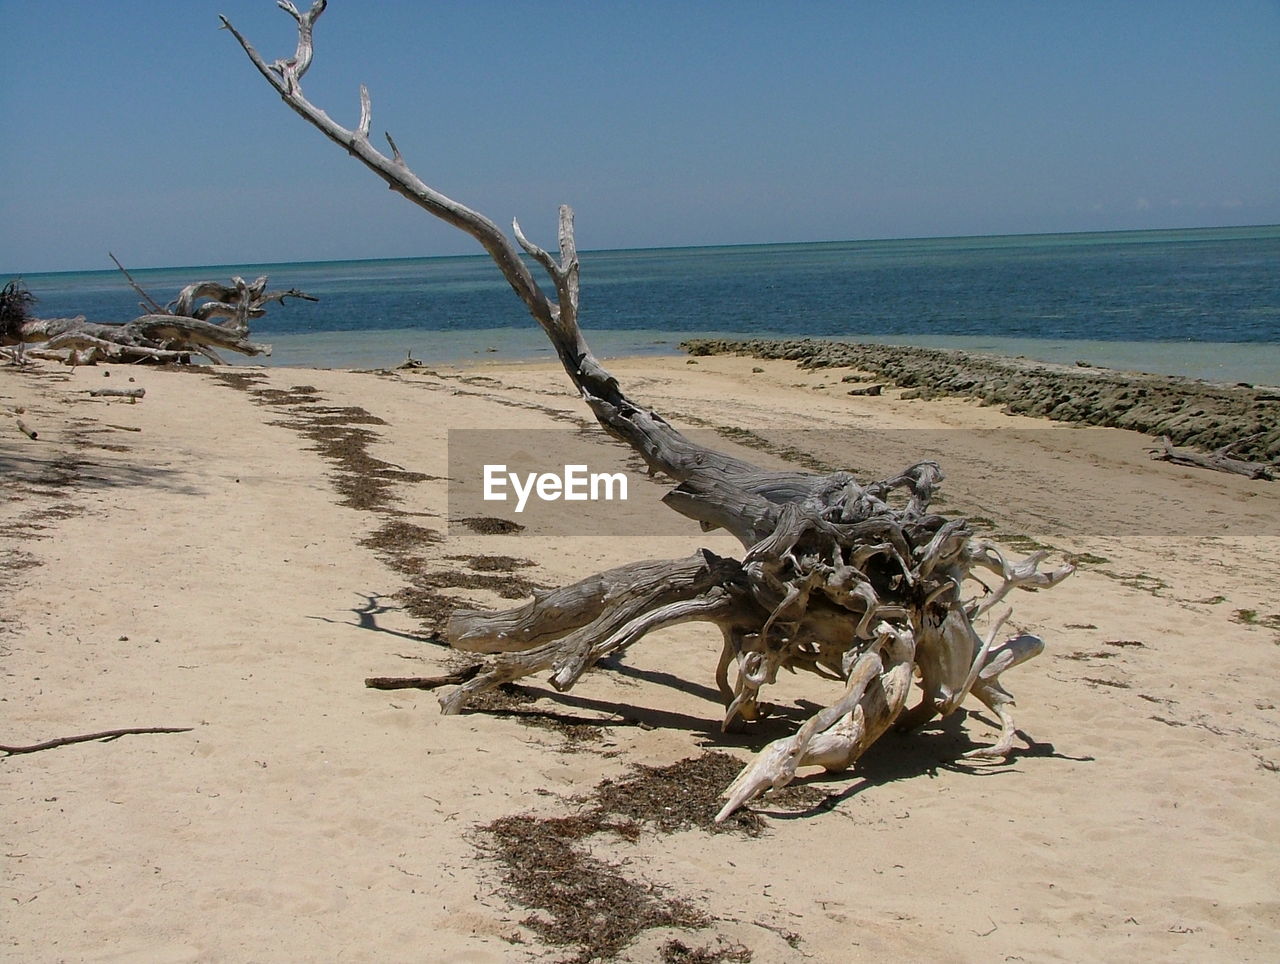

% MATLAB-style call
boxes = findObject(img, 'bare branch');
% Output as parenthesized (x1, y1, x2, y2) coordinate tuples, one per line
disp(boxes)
(222, 5, 554, 331)
(227, 2, 1077, 824)
(512, 218, 560, 282)
(558, 204, 581, 322)
(271, 0, 327, 86)
(1, 726, 193, 755)
(2, 407, 38, 439)
(384, 131, 405, 166)
(109, 253, 166, 315)
(365, 664, 482, 691)
(357, 83, 372, 141)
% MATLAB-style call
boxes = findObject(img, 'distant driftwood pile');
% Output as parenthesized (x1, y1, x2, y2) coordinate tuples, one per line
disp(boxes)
(0, 264, 314, 366)
(227, 0, 1075, 820)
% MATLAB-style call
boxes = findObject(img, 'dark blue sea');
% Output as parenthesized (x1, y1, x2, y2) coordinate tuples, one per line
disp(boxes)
(12, 225, 1280, 382)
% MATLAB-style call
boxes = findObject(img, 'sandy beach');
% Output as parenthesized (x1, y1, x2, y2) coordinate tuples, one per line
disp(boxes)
(3, 352, 1279, 962)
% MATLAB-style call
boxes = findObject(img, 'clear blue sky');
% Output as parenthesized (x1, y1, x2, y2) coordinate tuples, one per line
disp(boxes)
(2, 1, 1277, 274)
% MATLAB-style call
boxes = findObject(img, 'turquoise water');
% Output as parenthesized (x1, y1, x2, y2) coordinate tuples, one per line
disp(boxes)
(11, 225, 1279, 382)
(255, 328, 1280, 387)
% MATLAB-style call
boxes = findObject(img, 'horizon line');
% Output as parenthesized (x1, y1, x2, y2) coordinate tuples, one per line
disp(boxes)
(8, 221, 1278, 279)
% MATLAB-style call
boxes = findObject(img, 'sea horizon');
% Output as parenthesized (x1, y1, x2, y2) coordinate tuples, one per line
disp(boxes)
(10, 222, 1280, 280)
(10, 223, 1279, 384)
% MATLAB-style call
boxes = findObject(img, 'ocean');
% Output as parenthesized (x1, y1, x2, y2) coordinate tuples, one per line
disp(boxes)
(12, 225, 1280, 384)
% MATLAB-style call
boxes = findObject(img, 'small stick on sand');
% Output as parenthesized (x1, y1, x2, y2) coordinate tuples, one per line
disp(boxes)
(0, 726, 194, 755)
(365, 664, 483, 691)
(4, 407, 38, 439)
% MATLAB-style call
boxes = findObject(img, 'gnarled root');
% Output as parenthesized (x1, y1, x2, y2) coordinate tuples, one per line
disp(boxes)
(441, 550, 751, 714)
(960, 631, 1045, 759)
(440, 453, 1072, 820)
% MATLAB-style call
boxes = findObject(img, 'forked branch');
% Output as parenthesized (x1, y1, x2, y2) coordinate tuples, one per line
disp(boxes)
(220, 4, 554, 334)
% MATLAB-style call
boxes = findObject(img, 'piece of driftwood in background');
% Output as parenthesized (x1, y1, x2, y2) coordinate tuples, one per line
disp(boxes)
(3, 407, 38, 439)
(1, 269, 314, 366)
(1150, 434, 1275, 480)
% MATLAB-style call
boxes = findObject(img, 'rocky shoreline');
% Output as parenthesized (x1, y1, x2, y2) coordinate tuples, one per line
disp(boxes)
(682, 338, 1280, 463)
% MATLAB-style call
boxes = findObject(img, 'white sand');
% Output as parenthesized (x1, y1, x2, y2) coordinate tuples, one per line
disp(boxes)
(3, 355, 1278, 962)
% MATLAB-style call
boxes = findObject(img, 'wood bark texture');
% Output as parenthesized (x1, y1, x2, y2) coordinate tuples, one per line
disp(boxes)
(227, 1, 1075, 819)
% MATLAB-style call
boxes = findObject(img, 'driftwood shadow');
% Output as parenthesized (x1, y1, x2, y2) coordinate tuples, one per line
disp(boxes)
(757, 710, 1096, 821)
(0, 443, 205, 498)
(463, 683, 1096, 823)
(598, 654, 726, 704)
(309, 592, 444, 646)
(520, 688, 725, 736)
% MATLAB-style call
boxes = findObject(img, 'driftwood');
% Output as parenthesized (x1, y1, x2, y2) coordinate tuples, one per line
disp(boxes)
(365, 664, 483, 691)
(393, 350, 429, 370)
(1150, 435, 1275, 480)
(3, 407, 38, 439)
(0, 726, 193, 755)
(87, 387, 146, 400)
(227, 1, 1075, 820)
(109, 252, 167, 315)
(1, 267, 314, 366)
(7, 308, 271, 366)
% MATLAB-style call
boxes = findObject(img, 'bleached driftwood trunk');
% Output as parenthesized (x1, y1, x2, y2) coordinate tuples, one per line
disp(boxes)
(1150, 435, 1275, 480)
(226, 0, 1074, 820)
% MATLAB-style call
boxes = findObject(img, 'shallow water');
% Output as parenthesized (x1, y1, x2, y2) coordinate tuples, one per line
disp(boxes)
(257, 327, 1280, 387)
(12, 225, 1278, 382)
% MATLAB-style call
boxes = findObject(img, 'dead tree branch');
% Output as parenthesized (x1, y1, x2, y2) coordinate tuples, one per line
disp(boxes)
(110, 252, 167, 315)
(364, 664, 483, 691)
(227, 2, 1075, 820)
